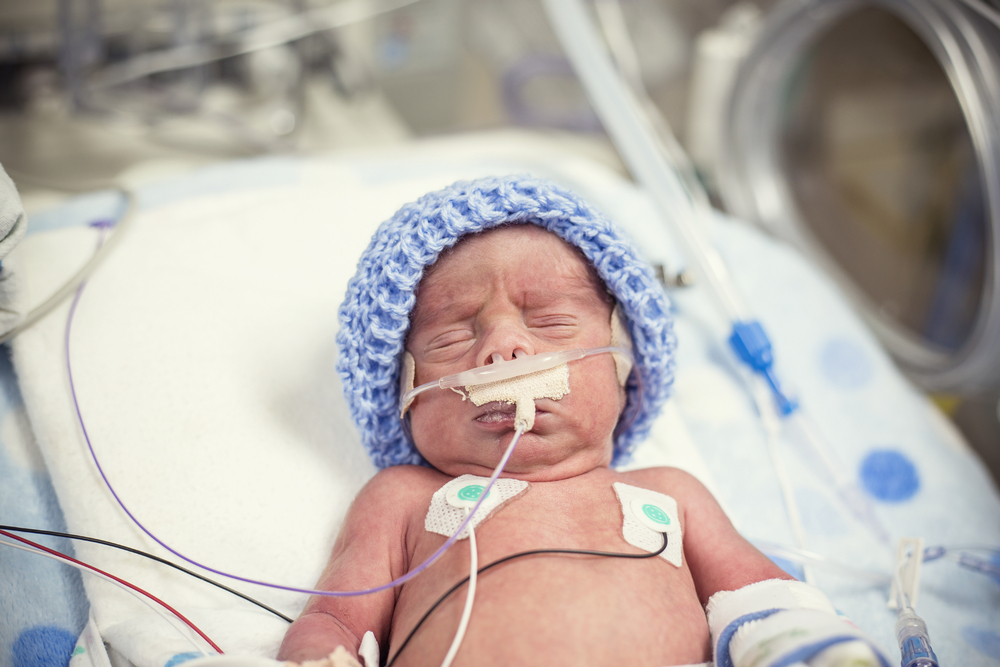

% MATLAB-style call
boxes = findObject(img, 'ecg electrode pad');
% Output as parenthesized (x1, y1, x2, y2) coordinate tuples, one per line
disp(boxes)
(610, 304, 633, 387)
(612, 482, 682, 566)
(426, 474, 529, 539)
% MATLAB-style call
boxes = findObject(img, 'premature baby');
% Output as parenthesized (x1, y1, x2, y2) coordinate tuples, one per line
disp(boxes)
(278, 177, 889, 667)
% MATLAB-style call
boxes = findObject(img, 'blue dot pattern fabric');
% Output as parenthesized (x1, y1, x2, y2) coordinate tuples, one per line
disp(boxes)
(962, 626, 1000, 662)
(336, 175, 676, 468)
(859, 449, 920, 503)
(163, 653, 202, 667)
(13, 626, 76, 667)
(820, 337, 875, 389)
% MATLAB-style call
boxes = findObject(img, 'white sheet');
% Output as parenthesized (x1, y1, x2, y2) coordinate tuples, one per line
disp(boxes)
(10, 132, 1000, 667)
(8, 133, 715, 666)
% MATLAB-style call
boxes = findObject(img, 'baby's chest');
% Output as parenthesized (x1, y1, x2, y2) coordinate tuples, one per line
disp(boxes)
(392, 475, 704, 666)
(414, 475, 683, 567)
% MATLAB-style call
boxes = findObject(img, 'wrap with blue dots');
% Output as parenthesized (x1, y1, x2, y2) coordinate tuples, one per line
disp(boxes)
(336, 175, 676, 469)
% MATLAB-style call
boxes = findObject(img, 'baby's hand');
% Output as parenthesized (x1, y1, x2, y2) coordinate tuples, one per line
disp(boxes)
(283, 647, 362, 667)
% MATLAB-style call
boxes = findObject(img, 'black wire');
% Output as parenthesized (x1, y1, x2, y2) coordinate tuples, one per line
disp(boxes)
(385, 532, 668, 667)
(0, 524, 293, 623)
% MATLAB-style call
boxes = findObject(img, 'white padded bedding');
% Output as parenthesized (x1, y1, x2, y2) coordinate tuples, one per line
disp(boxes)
(4, 132, 999, 667)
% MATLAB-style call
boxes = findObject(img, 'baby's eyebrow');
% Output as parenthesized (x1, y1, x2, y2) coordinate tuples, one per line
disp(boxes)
(522, 279, 611, 310)
(409, 296, 479, 332)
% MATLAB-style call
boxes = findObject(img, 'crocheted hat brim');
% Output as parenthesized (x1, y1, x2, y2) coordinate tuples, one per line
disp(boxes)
(336, 175, 676, 469)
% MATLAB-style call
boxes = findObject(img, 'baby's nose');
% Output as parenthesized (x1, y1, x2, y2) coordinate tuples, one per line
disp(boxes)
(477, 325, 534, 367)
(488, 350, 529, 364)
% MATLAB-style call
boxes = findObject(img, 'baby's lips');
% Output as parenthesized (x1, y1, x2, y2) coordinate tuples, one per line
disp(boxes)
(478, 400, 515, 413)
(474, 401, 517, 423)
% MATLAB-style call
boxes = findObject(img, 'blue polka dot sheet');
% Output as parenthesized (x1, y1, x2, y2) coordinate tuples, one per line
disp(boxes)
(0, 133, 997, 667)
(0, 350, 89, 663)
(666, 213, 1000, 666)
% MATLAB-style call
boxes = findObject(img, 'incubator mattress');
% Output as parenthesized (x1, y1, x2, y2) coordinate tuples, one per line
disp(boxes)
(1, 133, 998, 667)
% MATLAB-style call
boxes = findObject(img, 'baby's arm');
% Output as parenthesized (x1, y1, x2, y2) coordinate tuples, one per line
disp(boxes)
(278, 466, 419, 663)
(655, 468, 889, 667)
(661, 468, 794, 603)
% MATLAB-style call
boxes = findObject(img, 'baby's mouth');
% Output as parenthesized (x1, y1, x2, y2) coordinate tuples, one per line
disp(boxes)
(475, 402, 519, 423)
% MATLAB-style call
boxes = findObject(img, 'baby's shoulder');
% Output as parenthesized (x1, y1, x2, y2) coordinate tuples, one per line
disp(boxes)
(354, 465, 451, 515)
(611, 465, 715, 504)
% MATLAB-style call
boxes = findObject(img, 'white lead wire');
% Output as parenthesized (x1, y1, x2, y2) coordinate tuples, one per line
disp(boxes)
(440, 509, 479, 667)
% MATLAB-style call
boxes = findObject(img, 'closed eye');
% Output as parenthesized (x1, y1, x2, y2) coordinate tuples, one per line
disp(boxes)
(528, 315, 581, 340)
(422, 329, 475, 361)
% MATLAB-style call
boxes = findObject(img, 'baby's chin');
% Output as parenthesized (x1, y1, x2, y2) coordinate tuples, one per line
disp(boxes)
(506, 441, 613, 481)
(428, 432, 613, 482)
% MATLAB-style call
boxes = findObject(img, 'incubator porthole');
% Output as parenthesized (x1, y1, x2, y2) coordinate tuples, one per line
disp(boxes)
(719, 0, 1000, 392)
(780, 7, 984, 354)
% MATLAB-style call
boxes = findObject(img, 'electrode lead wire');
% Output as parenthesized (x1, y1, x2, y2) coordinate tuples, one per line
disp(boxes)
(0, 529, 221, 654)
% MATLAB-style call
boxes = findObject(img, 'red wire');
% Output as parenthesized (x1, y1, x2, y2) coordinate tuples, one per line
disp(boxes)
(0, 528, 224, 654)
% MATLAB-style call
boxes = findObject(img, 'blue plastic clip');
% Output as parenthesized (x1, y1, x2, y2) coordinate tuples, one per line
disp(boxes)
(728, 320, 799, 416)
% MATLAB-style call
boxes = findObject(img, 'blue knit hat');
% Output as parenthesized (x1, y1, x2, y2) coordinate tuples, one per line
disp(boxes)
(336, 175, 675, 469)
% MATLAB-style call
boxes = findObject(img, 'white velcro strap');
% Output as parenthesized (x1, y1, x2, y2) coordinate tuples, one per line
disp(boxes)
(729, 609, 887, 667)
(705, 579, 891, 667)
(707, 579, 836, 639)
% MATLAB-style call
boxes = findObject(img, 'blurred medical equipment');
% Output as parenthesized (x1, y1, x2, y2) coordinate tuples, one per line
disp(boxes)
(544, 0, 891, 562)
(0, 0, 417, 164)
(0, 175, 135, 345)
(714, 0, 1000, 395)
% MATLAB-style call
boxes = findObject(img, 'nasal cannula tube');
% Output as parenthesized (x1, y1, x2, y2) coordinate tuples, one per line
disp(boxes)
(401, 345, 632, 407)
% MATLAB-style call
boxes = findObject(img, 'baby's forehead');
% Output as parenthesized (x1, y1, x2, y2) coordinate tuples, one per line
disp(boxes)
(412, 225, 611, 307)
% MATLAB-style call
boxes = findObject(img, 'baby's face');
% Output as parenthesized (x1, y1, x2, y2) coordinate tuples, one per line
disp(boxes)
(406, 225, 626, 481)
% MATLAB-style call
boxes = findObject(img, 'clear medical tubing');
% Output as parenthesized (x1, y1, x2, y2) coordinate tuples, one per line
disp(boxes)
(540, 0, 751, 326)
(896, 610, 940, 667)
(0, 183, 136, 346)
(893, 546, 940, 667)
(540, 0, 802, 416)
(717, 0, 1000, 392)
(401, 346, 632, 406)
(542, 0, 888, 545)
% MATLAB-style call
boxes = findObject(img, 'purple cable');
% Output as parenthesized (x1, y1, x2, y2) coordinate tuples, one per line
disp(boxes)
(65, 220, 524, 597)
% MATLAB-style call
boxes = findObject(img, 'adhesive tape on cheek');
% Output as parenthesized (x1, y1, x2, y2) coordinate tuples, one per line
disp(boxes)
(610, 304, 633, 387)
(399, 351, 416, 417)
